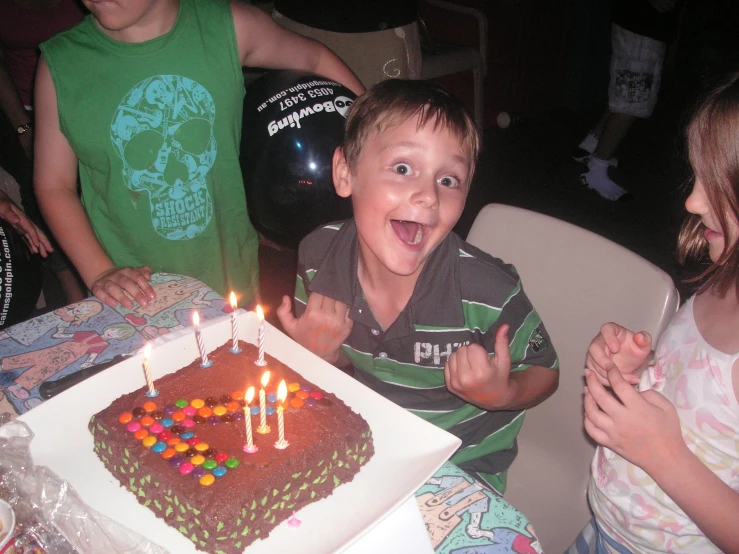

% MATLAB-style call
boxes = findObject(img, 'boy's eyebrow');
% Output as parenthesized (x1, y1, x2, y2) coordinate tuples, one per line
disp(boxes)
(380, 141, 471, 166)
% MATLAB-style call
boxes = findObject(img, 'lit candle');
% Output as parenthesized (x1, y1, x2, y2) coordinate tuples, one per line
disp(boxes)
(255, 305, 266, 366)
(192, 311, 212, 368)
(275, 380, 289, 449)
(243, 386, 257, 454)
(257, 371, 271, 434)
(229, 292, 241, 354)
(143, 343, 158, 398)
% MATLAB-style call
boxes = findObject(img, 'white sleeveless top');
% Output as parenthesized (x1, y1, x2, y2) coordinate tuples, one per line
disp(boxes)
(589, 295, 739, 553)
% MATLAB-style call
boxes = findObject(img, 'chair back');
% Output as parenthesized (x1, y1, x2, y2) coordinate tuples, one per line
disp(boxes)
(466, 204, 680, 553)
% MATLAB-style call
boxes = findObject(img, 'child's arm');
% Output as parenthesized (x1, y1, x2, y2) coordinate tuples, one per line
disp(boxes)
(445, 325, 558, 410)
(586, 322, 653, 386)
(585, 368, 739, 554)
(33, 57, 155, 309)
(231, 3, 365, 95)
(0, 189, 52, 257)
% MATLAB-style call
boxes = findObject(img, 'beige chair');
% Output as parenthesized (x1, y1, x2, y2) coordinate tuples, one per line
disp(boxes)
(466, 204, 680, 553)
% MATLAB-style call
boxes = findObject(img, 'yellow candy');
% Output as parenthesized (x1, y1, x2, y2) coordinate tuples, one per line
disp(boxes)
(194, 442, 209, 452)
(190, 398, 205, 409)
(174, 443, 189, 453)
(191, 455, 206, 466)
(142, 436, 157, 448)
(287, 382, 301, 393)
(199, 474, 215, 486)
(212, 406, 227, 416)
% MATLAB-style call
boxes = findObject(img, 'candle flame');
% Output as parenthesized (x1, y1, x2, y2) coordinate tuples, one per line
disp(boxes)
(230, 291, 237, 309)
(246, 386, 255, 404)
(192, 311, 200, 327)
(277, 380, 287, 403)
(257, 305, 264, 321)
(260, 370, 270, 388)
(144, 343, 152, 360)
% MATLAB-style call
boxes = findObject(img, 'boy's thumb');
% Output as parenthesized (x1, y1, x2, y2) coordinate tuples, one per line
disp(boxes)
(276, 295, 296, 332)
(634, 331, 652, 350)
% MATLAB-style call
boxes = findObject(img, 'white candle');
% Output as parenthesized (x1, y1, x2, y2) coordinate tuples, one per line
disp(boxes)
(243, 386, 257, 453)
(229, 292, 241, 354)
(257, 371, 270, 434)
(192, 311, 211, 367)
(275, 380, 289, 449)
(143, 343, 158, 398)
(255, 305, 266, 366)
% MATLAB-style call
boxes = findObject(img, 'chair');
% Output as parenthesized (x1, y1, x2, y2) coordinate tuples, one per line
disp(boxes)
(466, 204, 680, 553)
(418, 0, 487, 128)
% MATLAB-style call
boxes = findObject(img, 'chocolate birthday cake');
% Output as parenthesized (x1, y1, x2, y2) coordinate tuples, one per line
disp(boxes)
(89, 341, 374, 553)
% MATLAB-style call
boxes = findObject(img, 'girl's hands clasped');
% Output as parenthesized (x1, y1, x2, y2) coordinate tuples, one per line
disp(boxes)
(586, 322, 652, 386)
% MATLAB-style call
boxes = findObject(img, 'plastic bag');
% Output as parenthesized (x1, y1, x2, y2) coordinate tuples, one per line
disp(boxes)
(0, 418, 168, 554)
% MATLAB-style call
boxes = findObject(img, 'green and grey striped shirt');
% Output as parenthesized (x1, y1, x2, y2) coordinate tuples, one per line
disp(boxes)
(294, 220, 558, 486)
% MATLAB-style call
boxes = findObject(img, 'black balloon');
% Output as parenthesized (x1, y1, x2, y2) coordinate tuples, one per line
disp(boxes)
(0, 220, 42, 329)
(241, 71, 355, 249)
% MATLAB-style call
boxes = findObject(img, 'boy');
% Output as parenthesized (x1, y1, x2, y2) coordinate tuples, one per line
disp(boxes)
(33, 0, 363, 310)
(277, 80, 559, 493)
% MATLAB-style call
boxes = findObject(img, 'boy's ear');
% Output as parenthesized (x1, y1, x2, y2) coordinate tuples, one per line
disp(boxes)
(332, 147, 353, 198)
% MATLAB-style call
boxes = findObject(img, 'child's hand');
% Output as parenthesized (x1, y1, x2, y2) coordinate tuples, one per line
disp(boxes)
(444, 325, 518, 410)
(276, 293, 353, 365)
(584, 367, 686, 475)
(90, 266, 156, 309)
(586, 323, 652, 386)
(0, 192, 53, 257)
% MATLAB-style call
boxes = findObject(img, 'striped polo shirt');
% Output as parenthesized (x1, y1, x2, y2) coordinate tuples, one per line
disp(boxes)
(294, 220, 558, 482)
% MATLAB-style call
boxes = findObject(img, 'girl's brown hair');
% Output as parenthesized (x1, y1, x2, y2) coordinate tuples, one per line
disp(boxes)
(678, 70, 739, 296)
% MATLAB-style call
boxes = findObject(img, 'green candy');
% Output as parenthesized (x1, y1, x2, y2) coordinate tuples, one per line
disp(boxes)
(224, 457, 240, 469)
(175, 399, 189, 408)
(202, 459, 218, 470)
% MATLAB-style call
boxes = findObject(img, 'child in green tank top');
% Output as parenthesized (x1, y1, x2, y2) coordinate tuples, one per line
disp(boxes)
(34, 0, 363, 309)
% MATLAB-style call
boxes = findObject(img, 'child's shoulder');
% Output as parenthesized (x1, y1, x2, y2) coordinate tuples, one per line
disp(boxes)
(298, 220, 349, 263)
(450, 233, 522, 295)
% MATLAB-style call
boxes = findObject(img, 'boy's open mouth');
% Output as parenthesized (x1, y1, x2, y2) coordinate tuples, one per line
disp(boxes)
(391, 220, 427, 246)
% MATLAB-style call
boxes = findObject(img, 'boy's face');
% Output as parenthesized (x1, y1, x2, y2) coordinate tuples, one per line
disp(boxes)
(334, 116, 471, 280)
(82, 0, 169, 38)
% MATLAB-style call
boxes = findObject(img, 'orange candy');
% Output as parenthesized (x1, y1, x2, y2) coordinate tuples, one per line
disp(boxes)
(290, 398, 304, 409)
(197, 407, 213, 418)
(295, 391, 309, 400)
(171, 411, 185, 422)
(231, 390, 245, 400)
(226, 401, 241, 413)
(161, 448, 176, 460)
(140, 415, 155, 427)
(133, 429, 149, 440)
(166, 437, 181, 446)
(142, 401, 157, 413)
(118, 412, 133, 424)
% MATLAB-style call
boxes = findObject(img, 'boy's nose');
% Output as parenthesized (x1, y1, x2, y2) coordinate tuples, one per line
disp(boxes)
(411, 177, 439, 208)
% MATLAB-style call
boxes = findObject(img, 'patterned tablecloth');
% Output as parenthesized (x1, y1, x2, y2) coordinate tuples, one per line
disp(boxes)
(0, 273, 542, 554)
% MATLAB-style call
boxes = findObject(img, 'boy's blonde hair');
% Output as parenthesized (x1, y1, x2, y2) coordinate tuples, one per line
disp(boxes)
(678, 68, 739, 296)
(341, 79, 481, 183)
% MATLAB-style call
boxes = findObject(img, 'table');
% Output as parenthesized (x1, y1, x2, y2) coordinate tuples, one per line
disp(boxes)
(0, 273, 542, 554)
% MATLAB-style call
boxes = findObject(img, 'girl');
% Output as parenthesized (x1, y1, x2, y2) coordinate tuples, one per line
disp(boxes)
(569, 70, 739, 553)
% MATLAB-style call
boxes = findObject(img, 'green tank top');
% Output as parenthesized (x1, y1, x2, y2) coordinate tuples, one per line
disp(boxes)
(41, 0, 259, 302)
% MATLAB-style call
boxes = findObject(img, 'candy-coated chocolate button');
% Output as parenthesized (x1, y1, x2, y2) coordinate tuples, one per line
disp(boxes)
(219, 394, 232, 404)
(305, 397, 317, 407)
(287, 382, 301, 393)
(170, 424, 185, 435)
(290, 398, 304, 409)
(182, 419, 195, 428)
(212, 406, 227, 416)
(126, 421, 141, 433)
(132, 407, 146, 418)
(163, 404, 177, 415)
(296, 391, 309, 400)
(300, 384, 313, 394)
(182, 406, 196, 417)
(193, 415, 207, 424)
(207, 416, 221, 425)
(149, 423, 164, 434)
(191, 455, 205, 466)
(158, 430, 172, 441)
(179, 462, 194, 475)
(224, 457, 240, 468)
(142, 401, 157, 413)
(231, 411, 244, 421)
(166, 437, 181, 446)
(203, 448, 217, 457)
(184, 448, 197, 458)
(205, 396, 218, 407)
(199, 474, 216, 486)
(118, 412, 133, 424)
(161, 448, 176, 460)
(180, 431, 195, 440)
(265, 406, 275, 416)
(212, 466, 227, 478)
(140, 415, 154, 427)
(220, 414, 234, 423)
(151, 410, 165, 420)
(152, 441, 167, 453)
(174, 443, 189, 453)
(197, 407, 213, 418)
(309, 391, 324, 400)
(174, 399, 188, 409)
(267, 393, 277, 403)
(214, 452, 229, 463)
(160, 417, 174, 428)
(169, 455, 185, 467)
(190, 398, 205, 409)
(249, 406, 260, 416)
(134, 429, 149, 440)
(231, 390, 245, 400)
(171, 411, 185, 422)
(186, 437, 201, 446)
(142, 436, 157, 448)
(192, 467, 207, 479)
(194, 442, 209, 452)
(202, 459, 217, 470)
(226, 401, 241, 413)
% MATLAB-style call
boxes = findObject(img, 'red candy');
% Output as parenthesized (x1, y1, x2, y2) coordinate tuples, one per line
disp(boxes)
(309, 391, 323, 400)
(158, 431, 172, 441)
(186, 437, 201, 446)
(214, 452, 229, 463)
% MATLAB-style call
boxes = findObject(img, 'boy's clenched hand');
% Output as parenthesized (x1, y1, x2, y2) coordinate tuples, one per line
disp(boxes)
(277, 293, 353, 365)
(445, 324, 518, 410)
